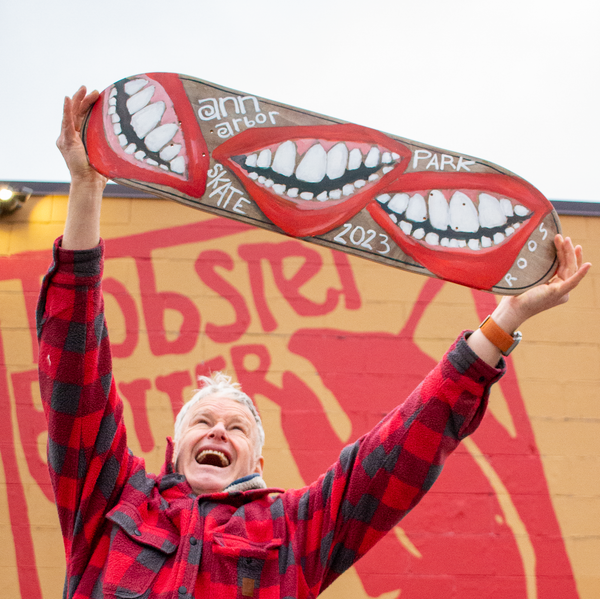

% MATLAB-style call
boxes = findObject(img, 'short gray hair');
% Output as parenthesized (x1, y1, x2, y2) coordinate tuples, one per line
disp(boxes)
(173, 372, 265, 461)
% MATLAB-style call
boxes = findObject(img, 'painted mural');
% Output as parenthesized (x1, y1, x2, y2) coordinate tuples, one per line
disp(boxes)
(0, 214, 580, 598)
(82, 73, 560, 294)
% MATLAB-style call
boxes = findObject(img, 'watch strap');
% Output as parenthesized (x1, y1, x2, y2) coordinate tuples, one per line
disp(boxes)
(479, 315, 521, 356)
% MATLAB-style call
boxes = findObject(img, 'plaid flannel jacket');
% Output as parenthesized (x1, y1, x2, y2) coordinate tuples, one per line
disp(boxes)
(37, 238, 504, 599)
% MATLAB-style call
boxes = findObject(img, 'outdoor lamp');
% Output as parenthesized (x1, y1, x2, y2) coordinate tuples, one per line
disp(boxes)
(0, 185, 32, 216)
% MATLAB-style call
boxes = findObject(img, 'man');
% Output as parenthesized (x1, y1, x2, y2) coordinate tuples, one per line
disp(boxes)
(38, 86, 590, 599)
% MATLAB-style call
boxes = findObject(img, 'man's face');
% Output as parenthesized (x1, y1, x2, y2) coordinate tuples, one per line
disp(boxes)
(175, 394, 264, 495)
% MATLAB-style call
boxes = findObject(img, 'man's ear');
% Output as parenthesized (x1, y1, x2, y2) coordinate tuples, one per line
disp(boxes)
(254, 455, 264, 475)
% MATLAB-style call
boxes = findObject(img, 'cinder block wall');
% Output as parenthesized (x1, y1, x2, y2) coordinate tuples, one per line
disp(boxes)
(0, 192, 598, 599)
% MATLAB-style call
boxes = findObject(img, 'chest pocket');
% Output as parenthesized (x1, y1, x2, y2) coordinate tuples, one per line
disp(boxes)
(210, 532, 283, 599)
(103, 503, 179, 598)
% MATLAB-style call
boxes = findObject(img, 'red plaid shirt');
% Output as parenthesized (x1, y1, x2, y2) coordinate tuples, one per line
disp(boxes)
(37, 238, 504, 599)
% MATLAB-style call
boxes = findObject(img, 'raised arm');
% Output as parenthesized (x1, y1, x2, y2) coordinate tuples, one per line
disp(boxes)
(56, 86, 107, 249)
(468, 234, 591, 365)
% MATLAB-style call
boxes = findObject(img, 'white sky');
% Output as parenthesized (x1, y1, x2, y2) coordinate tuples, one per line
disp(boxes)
(0, 0, 598, 202)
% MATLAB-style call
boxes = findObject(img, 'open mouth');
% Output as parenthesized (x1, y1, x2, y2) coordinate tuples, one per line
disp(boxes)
(213, 124, 411, 237)
(368, 172, 553, 289)
(195, 449, 231, 467)
(85, 73, 209, 197)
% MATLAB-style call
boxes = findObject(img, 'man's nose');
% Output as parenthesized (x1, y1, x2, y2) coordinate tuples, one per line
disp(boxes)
(208, 422, 227, 440)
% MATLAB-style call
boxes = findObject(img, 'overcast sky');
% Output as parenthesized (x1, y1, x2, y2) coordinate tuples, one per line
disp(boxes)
(0, 0, 598, 202)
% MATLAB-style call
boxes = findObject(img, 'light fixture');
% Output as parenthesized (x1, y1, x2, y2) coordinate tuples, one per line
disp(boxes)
(0, 184, 32, 216)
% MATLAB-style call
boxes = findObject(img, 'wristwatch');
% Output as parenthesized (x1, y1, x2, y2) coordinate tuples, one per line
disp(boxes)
(479, 315, 522, 356)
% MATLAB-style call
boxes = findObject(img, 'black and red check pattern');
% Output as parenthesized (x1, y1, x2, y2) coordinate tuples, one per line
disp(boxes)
(37, 238, 504, 599)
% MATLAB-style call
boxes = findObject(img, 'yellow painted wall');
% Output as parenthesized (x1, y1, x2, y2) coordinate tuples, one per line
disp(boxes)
(0, 192, 598, 599)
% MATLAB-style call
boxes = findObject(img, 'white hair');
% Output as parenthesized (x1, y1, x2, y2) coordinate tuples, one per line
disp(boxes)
(173, 372, 265, 462)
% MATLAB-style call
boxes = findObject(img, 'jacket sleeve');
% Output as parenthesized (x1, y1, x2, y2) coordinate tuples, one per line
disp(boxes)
(281, 334, 505, 593)
(37, 238, 135, 561)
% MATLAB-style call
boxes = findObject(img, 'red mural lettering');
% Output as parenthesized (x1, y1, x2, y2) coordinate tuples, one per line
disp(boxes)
(0, 330, 42, 599)
(195, 356, 227, 381)
(118, 379, 154, 452)
(135, 255, 200, 356)
(238, 241, 360, 332)
(11, 369, 53, 502)
(156, 370, 194, 419)
(103, 277, 140, 358)
(195, 250, 251, 343)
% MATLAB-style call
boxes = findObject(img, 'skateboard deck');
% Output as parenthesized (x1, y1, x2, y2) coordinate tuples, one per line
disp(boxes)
(82, 72, 561, 294)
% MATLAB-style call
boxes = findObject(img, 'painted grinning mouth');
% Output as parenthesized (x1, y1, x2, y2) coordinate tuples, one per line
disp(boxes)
(196, 449, 230, 467)
(231, 140, 402, 204)
(105, 76, 188, 176)
(213, 124, 412, 237)
(375, 189, 532, 251)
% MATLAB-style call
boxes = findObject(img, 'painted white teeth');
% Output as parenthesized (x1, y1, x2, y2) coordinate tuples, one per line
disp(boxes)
(124, 79, 148, 95)
(258, 176, 266, 184)
(287, 188, 299, 198)
(348, 148, 362, 170)
(109, 97, 117, 106)
(113, 123, 122, 135)
(118, 134, 127, 147)
(126, 86, 155, 115)
(264, 179, 274, 188)
(146, 158, 158, 166)
(245, 154, 258, 167)
(377, 194, 391, 204)
(389, 193, 409, 214)
(400, 221, 412, 235)
(406, 194, 427, 222)
(125, 143, 136, 155)
(257, 149, 272, 168)
(382, 152, 392, 164)
(326, 143, 348, 180)
(317, 191, 328, 201)
(131, 101, 165, 139)
(514, 205, 529, 217)
(273, 184, 286, 195)
(329, 189, 342, 200)
(272, 141, 296, 176)
(355, 180, 366, 189)
(134, 150, 146, 160)
(500, 198, 514, 217)
(160, 144, 182, 162)
(428, 190, 449, 231)
(468, 239, 481, 251)
(111, 113, 121, 124)
(249, 172, 259, 180)
(425, 232, 440, 245)
(108, 106, 116, 115)
(300, 191, 314, 200)
(296, 144, 327, 183)
(145, 123, 178, 152)
(493, 232, 505, 245)
(342, 183, 355, 196)
(170, 156, 185, 174)
(365, 146, 380, 168)
(382, 166, 393, 174)
(449, 191, 479, 233)
(368, 173, 379, 182)
(482, 236, 492, 248)
(413, 228, 425, 240)
(110, 87, 118, 98)
(478, 193, 507, 228)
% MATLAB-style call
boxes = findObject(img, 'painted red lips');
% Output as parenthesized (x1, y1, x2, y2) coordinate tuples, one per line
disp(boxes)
(213, 124, 412, 237)
(84, 72, 210, 198)
(367, 172, 553, 289)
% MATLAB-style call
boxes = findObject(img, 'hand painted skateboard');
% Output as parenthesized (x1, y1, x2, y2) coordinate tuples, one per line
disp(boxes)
(82, 72, 561, 294)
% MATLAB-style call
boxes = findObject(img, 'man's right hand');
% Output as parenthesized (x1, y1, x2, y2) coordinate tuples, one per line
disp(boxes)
(57, 86, 107, 188)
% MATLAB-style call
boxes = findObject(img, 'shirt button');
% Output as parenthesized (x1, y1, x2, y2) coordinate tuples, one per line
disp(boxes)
(178, 587, 187, 595)
(190, 537, 197, 545)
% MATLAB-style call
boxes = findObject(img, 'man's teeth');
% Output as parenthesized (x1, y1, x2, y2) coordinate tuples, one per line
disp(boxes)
(376, 190, 531, 249)
(196, 449, 230, 467)
(241, 141, 401, 201)
(111, 79, 186, 175)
